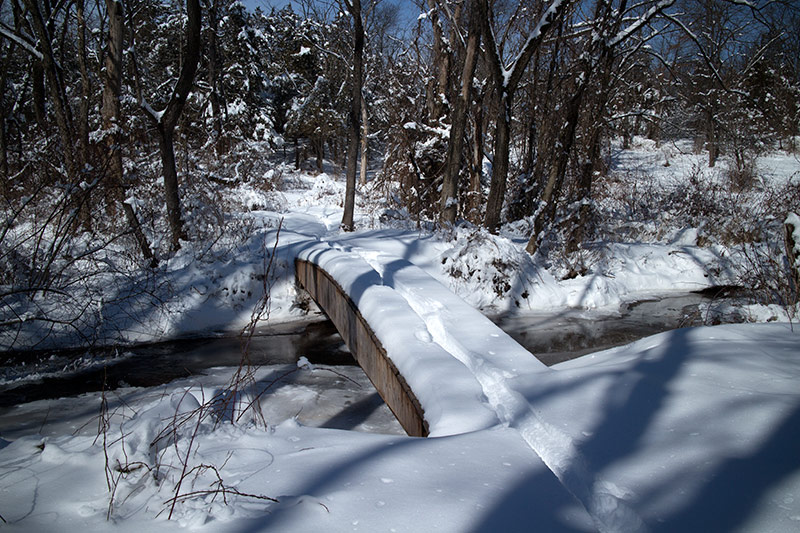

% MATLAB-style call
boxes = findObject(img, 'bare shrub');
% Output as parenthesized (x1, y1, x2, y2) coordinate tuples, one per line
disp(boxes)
(99, 223, 285, 520)
(733, 180, 800, 318)
(0, 170, 162, 350)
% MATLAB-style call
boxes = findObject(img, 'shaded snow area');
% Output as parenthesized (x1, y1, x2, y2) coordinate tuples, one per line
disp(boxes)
(1, 324, 797, 532)
(2, 143, 800, 531)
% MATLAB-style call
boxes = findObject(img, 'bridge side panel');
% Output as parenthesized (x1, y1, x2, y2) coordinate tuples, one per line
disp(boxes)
(295, 258, 428, 437)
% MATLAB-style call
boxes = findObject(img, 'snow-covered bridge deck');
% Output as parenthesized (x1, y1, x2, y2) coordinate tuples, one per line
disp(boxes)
(294, 243, 549, 438)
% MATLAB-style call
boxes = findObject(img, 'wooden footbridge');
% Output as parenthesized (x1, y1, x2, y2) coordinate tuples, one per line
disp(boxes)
(296, 256, 428, 436)
(294, 243, 635, 529)
(294, 244, 548, 438)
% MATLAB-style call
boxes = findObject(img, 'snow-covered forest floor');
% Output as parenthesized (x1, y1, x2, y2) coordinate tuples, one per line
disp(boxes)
(1, 140, 799, 531)
(3, 137, 799, 353)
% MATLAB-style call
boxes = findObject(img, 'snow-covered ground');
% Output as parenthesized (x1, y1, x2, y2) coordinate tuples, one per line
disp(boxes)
(1, 323, 797, 532)
(1, 142, 799, 531)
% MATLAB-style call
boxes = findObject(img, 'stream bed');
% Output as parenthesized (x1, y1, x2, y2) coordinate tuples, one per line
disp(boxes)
(0, 291, 746, 436)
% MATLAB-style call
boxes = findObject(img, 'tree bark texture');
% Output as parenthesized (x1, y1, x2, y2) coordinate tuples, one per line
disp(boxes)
(466, 91, 484, 224)
(144, 0, 201, 250)
(440, 0, 481, 224)
(483, 94, 512, 233)
(341, 0, 363, 232)
(103, 0, 155, 264)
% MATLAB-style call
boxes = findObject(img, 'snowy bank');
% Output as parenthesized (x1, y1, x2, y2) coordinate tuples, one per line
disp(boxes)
(1, 323, 798, 532)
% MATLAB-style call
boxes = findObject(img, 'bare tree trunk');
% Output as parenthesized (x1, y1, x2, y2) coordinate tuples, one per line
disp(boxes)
(483, 93, 512, 232)
(75, 0, 92, 230)
(314, 136, 324, 173)
(526, 83, 585, 255)
(102, 0, 154, 265)
(566, 121, 603, 253)
(786, 216, 799, 302)
(526, 0, 637, 255)
(707, 109, 718, 167)
(0, 98, 7, 184)
(360, 97, 368, 186)
(440, 0, 480, 224)
(426, 0, 450, 122)
(141, 0, 201, 250)
(0, 43, 10, 183)
(341, 0, 363, 232)
(466, 91, 484, 224)
(158, 126, 186, 247)
(206, 0, 224, 155)
(32, 61, 48, 131)
(479, 0, 571, 234)
(76, 0, 91, 169)
(566, 41, 618, 254)
(22, 0, 77, 180)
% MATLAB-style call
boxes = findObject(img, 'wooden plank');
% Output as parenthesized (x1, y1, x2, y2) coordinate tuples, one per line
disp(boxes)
(295, 258, 429, 437)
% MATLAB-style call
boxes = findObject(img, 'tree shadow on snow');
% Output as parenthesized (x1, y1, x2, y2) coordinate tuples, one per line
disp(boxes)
(477, 327, 800, 531)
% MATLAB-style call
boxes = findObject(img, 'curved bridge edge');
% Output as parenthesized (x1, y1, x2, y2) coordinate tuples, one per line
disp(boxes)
(295, 258, 429, 438)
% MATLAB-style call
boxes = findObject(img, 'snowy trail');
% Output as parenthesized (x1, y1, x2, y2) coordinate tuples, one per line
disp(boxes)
(337, 245, 648, 533)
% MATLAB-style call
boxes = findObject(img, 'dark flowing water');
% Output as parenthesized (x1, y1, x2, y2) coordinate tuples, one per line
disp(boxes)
(495, 291, 745, 366)
(0, 291, 744, 409)
(0, 319, 351, 407)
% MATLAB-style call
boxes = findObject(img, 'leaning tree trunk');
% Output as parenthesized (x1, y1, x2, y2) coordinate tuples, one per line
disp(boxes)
(341, 0, 363, 232)
(566, 41, 616, 254)
(526, 81, 586, 256)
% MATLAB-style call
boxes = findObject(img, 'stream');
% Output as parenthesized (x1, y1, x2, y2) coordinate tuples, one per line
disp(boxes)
(0, 291, 745, 436)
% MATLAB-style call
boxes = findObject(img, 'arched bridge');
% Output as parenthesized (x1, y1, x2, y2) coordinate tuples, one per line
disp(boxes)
(294, 244, 549, 438)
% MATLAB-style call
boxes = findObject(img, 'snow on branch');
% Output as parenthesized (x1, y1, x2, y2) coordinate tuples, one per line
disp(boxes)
(663, 12, 750, 99)
(608, 0, 676, 49)
(0, 23, 44, 60)
(435, 0, 466, 49)
(139, 97, 165, 122)
(501, 0, 572, 92)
